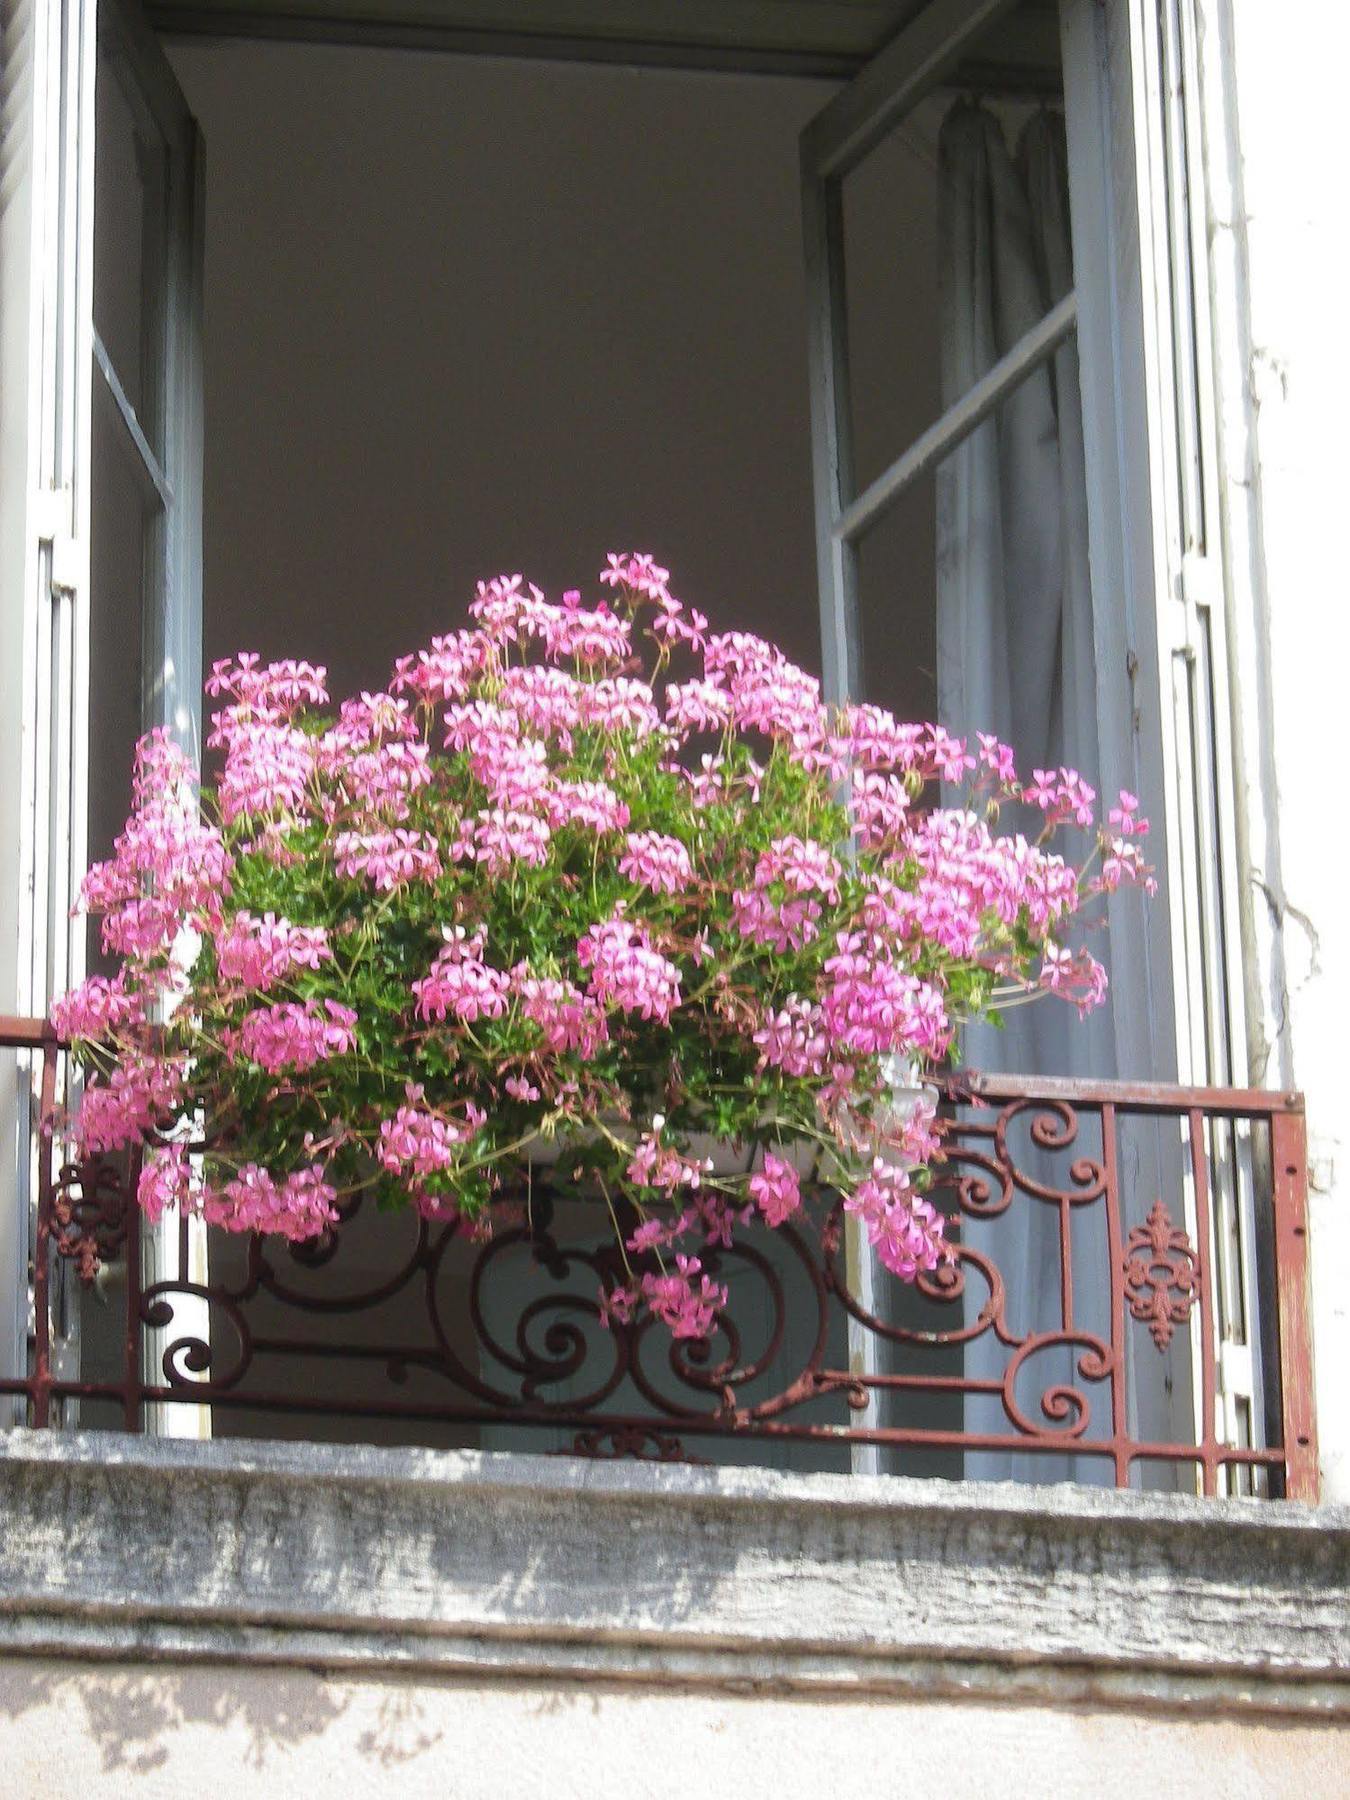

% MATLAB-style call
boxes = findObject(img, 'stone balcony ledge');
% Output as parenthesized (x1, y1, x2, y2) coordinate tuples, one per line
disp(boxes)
(2, 1431, 1348, 1717)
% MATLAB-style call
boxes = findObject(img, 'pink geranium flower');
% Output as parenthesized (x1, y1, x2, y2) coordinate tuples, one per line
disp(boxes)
(55, 555, 1153, 1346)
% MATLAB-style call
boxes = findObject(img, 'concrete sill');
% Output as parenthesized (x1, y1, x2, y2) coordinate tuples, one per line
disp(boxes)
(2, 1430, 1348, 1716)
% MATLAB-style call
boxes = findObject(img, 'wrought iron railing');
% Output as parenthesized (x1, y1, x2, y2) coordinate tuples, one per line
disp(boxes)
(0, 1016, 1318, 1498)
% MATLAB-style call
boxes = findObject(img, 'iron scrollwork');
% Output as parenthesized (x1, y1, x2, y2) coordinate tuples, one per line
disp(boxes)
(77, 1081, 1265, 1487)
(1123, 1197, 1201, 1351)
(52, 1157, 133, 1285)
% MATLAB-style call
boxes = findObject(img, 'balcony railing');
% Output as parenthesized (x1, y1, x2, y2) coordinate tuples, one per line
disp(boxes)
(0, 1016, 1318, 1499)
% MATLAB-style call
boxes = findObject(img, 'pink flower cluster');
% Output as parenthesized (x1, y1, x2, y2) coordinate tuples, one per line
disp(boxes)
(232, 1000, 358, 1073)
(546, 781, 629, 836)
(749, 1152, 802, 1227)
(216, 722, 314, 825)
(1023, 765, 1098, 828)
(1095, 790, 1158, 898)
(822, 933, 950, 1061)
(470, 572, 634, 667)
(602, 1255, 728, 1341)
(414, 930, 509, 1025)
(50, 972, 139, 1042)
(138, 1144, 340, 1241)
(79, 1053, 185, 1154)
(753, 996, 828, 1078)
(619, 831, 694, 895)
(137, 1141, 193, 1224)
(205, 1163, 340, 1241)
(1039, 943, 1110, 1014)
(846, 1159, 949, 1279)
(216, 912, 331, 990)
(377, 1085, 486, 1180)
(515, 973, 609, 1058)
(335, 827, 442, 890)
(576, 916, 682, 1023)
(733, 834, 845, 952)
(627, 1132, 713, 1193)
(78, 730, 230, 957)
(56, 553, 1153, 1350)
(883, 810, 1079, 963)
(321, 699, 431, 820)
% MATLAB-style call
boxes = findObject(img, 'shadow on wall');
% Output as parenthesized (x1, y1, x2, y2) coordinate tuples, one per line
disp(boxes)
(0, 1663, 369, 1776)
(0, 1439, 737, 1781)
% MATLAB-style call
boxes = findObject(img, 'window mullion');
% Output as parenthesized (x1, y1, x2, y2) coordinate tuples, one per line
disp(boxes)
(834, 291, 1078, 546)
(93, 330, 175, 512)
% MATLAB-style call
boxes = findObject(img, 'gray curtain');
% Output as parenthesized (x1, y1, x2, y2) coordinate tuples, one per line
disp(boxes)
(935, 103, 1114, 1483)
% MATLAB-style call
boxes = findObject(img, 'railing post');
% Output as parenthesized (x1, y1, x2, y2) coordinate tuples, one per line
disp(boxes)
(1271, 1105, 1318, 1503)
(30, 1037, 59, 1428)
(123, 1149, 144, 1433)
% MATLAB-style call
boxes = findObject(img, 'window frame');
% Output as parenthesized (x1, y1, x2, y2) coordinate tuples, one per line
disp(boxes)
(3, 0, 1260, 1464)
(0, 0, 206, 1425)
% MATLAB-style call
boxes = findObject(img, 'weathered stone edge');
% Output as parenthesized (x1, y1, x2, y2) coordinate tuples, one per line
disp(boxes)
(2, 1430, 1349, 1717)
(4, 1615, 1350, 1719)
(5, 1425, 1347, 1533)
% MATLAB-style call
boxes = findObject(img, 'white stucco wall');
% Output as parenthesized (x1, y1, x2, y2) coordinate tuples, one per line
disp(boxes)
(3, 1659, 1347, 1800)
(1203, 0, 1350, 1501)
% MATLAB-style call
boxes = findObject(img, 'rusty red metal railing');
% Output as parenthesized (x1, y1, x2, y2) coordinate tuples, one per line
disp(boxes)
(0, 1016, 1319, 1498)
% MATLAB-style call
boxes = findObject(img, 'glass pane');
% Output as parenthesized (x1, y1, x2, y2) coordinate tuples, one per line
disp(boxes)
(74, 390, 156, 1423)
(932, 347, 1093, 799)
(856, 464, 939, 726)
(842, 94, 945, 500)
(87, 387, 150, 958)
(854, 344, 1110, 1062)
(841, 4, 1070, 498)
(94, 26, 169, 459)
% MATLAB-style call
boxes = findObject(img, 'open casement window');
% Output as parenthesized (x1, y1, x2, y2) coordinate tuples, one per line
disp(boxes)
(0, 0, 205, 1427)
(798, 0, 1264, 1484)
(2, 0, 1268, 1482)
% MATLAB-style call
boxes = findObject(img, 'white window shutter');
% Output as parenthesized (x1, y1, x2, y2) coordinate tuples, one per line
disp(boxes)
(1145, 0, 1247, 1097)
(0, 0, 98, 1411)
(1, 0, 98, 1028)
(87, 0, 208, 1436)
(1, 0, 206, 1427)
(1065, 0, 1264, 1475)
(1147, 0, 1262, 1458)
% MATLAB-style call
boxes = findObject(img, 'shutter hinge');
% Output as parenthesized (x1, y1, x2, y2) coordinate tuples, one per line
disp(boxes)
(34, 486, 79, 597)
(1218, 1338, 1254, 1406)
(1178, 549, 1222, 615)
(1217, 1338, 1256, 1453)
(1168, 552, 1221, 660)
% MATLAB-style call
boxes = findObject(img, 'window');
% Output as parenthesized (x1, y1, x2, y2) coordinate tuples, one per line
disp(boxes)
(1, 0, 1290, 1493)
